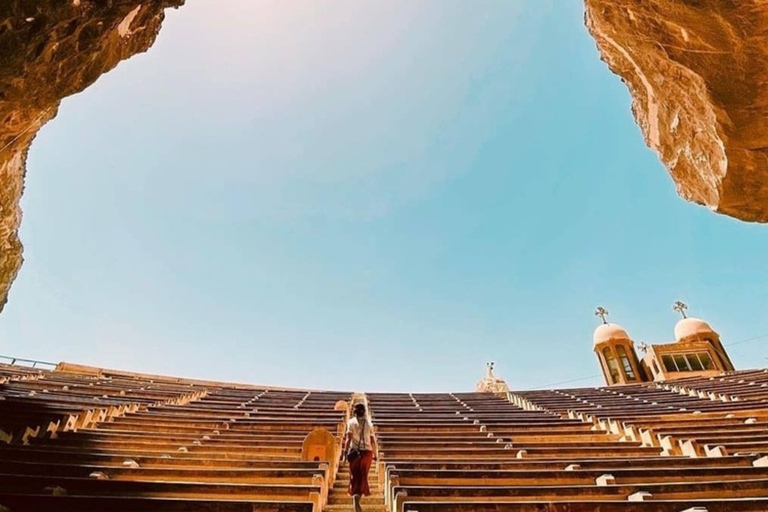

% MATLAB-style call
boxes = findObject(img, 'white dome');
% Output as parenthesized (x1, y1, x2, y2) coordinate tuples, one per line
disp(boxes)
(593, 323, 630, 347)
(674, 317, 715, 342)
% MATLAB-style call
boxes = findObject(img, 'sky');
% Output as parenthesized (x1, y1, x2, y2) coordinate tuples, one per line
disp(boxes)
(1, 0, 767, 392)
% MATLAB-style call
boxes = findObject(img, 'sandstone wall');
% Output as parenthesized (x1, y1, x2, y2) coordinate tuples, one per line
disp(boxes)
(0, 0, 183, 312)
(584, 1, 768, 223)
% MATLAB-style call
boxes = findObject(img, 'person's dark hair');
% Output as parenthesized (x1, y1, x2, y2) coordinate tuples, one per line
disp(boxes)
(353, 403, 366, 416)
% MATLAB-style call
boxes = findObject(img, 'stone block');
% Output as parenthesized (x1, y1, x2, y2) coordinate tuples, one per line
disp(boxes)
(628, 491, 652, 502)
(681, 439, 700, 458)
(705, 445, 727, 457)
(596, 474, 615, 486)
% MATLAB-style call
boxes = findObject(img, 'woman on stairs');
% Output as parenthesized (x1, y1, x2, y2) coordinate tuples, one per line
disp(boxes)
(345, 402, 377, 512)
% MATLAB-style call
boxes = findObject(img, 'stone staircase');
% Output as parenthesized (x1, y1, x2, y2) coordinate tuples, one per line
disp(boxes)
(325, 462, 386, 512)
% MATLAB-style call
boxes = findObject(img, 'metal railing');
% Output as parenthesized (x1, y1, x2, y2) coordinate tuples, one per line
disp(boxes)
(0, 355, 57, 370)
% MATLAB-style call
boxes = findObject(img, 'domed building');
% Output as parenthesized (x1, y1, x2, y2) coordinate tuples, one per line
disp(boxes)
(593, 302, 737, 386)
(592, 319, 647, 385)
(674, 316, 716, 342)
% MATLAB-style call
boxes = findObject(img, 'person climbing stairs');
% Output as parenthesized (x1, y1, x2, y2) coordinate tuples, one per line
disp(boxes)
(325, 462, 386, 512)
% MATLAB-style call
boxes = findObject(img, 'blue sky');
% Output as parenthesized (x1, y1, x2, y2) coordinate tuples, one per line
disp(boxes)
(1, 1, 767, 391)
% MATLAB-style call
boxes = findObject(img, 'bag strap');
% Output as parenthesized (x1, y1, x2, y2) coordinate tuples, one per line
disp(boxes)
(356, 416, 365, 450)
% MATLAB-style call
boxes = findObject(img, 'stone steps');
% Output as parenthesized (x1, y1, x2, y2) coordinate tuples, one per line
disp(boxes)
(330, 488, 382, 492)
(329, 492, 382, 499)
(325, 506, 387, 512)
(327, 463, 385, 511)
(329, 495, 383, 500)
(325, 507, 387, 512)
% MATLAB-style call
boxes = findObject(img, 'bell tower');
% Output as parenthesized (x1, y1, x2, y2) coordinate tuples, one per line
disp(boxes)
(672, 301, 734, 372)
(592, 307, 647, 386)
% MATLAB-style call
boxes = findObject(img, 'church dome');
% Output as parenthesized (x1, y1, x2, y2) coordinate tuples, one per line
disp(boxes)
(674, 317, 715, 342)
(593, 323, 630, 347)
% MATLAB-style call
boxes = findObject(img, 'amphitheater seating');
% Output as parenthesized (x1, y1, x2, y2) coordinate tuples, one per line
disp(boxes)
(3, 361, 768, 512)
(0, 362, 348, 512)
(371, 384, 768, 512)
(514, 378, 768, 458)
(658, 369, 768, 404)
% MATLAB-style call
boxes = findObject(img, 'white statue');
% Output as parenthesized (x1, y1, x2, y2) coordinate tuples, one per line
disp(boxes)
(476, 361, 510, 394)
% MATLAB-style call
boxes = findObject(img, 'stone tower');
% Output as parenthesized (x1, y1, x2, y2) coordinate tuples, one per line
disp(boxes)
(593, 308, 646, 386)
(639, 303, 736, 381)
(673, 317, 734, 372)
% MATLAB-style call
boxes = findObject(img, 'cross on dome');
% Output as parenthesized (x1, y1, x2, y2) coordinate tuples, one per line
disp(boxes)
(594, 306, 609, 325)
(673, 300, 688, 319)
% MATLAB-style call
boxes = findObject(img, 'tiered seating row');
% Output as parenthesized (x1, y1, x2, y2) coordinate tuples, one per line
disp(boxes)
(0, 365, 351, 512)
(370, 387, 768, 512)
(0, 362, 47, 382)
(0, 363, 209, 444)
(514, 377, 768, 458)
(4, 362, 768, 512)
(661, 369, 768, 403)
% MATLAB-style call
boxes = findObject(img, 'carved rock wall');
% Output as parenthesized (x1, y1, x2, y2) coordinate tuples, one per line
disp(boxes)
(584, 0, 768, 222)
(0, 0, 183, 312)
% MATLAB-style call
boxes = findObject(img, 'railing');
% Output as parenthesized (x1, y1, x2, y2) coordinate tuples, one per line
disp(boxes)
(0, 355, 57, 370)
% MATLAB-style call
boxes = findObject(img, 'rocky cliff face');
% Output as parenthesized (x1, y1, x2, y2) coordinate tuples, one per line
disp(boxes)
(0, 0, 183, 312)
(585, 0, 768, 223)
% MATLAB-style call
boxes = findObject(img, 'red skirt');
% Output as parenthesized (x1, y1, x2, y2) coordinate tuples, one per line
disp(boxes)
(348, 450, 374, 496)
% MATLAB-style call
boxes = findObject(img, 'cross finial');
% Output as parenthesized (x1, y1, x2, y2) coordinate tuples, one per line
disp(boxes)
(673, 300, 688, 319)
(594, 306, 609, 325)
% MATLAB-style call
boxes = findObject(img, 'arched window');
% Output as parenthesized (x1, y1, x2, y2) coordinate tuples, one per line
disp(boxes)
(602, 347, 621, 384)
(616, 345, 636, 381)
